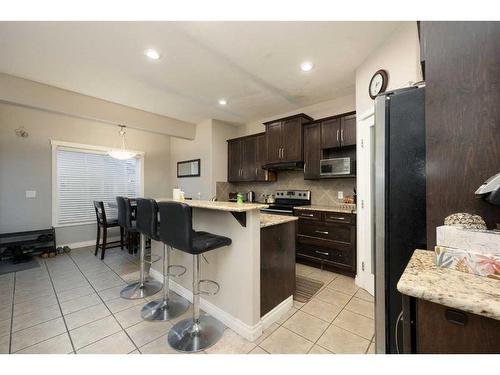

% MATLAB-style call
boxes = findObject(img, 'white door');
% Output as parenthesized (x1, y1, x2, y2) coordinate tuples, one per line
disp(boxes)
(355, 110, 375, 295)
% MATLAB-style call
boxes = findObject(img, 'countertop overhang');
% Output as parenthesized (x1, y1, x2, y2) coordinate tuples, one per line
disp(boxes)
(156, 198, 268, 212)
(397, 250, 500, 320)
(260, 213, 298, 228)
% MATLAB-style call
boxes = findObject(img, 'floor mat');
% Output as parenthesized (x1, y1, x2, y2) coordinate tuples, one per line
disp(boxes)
(0, 257, 41, 275)
(295, 275, 324, 303)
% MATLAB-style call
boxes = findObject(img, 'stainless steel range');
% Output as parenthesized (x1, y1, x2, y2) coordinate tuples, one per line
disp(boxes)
(260, 190, 311, 215)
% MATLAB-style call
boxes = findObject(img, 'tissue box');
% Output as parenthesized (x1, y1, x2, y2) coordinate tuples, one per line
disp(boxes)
(435, 245, 500, 278)
(436, 225, 500, 255)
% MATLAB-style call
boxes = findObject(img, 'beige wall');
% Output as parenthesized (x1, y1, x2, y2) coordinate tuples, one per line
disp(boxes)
(0, 102, 171, 245)
(169, 119, 238, 200)
(355, 22, 422, 116)
(0, 73, 196, 139)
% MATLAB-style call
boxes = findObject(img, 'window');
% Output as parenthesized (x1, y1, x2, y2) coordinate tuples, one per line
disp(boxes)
(51, 141, 144, 226)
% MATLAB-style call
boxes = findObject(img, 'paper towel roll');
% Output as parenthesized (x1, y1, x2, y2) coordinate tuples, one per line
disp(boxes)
(173, 188, 181, 201)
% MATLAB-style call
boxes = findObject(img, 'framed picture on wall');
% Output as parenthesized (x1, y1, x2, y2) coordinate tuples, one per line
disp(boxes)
(177, 159, 201, 178)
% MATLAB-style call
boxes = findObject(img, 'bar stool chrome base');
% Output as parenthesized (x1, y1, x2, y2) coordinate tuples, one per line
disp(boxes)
(167, 314, 225, 353)
(141, 292, 190, 321)
(120, 280, 162, 299)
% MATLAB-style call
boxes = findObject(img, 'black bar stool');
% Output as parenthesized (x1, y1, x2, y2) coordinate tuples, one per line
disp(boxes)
(118, 197, 162, 299)
(135, 198, 190, 321)
(93, 201, 124, 260)
(158, 201, 231, 353)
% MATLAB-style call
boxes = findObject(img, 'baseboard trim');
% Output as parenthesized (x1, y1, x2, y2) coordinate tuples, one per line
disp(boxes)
(261, 295, 293, 330)
(59, 236, 121, 249)
(149, 268, 293, 342)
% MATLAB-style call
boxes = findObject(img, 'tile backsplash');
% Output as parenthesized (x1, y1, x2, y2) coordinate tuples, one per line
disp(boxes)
(216, 170, 356, 206)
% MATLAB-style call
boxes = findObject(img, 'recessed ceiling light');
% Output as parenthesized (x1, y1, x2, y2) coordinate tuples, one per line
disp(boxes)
(218, 99, 227, 106)
(300, 61, 314, 72)
(144, 49, 160, 60)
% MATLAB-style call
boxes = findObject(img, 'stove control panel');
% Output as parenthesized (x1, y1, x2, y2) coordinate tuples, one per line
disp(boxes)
(275, 190, 311, 200)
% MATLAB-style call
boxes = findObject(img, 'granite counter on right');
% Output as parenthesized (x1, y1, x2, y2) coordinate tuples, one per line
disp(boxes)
(396, 249, 500, 354)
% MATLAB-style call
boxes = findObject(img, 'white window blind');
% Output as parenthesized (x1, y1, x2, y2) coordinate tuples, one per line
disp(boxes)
(55, 147, 142, 226)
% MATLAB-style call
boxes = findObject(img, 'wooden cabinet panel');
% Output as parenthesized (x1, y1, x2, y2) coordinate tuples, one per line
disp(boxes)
(227, 133, 275, 183)
(261, 221, 296, 316)
(303, 123, 321, 179)
(241, 136, 257, 181)
(324, 212, 355, 224)
(298, 221, 352, 244)
(265, 122, 282, 164)
(321, 118, 341, 149)
(295, 209, 356, 276)
(227, 140, 242, 182)
(340, 114, 356, 147)
(416, 299, 500, 353)
(420, 22, 500, 248)
(295, 210, 322, 221)
(255, 133, 268, 181)
(281, 118, 303, 162)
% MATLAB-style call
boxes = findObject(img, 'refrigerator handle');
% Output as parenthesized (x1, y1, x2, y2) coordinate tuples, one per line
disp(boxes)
(395, 310, 404, 354)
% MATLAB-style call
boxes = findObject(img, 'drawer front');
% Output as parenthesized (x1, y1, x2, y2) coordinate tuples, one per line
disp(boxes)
(295, 210, 322, 221)
(298, 221, 353, 244)
(297, 238, 352, 267)
(324, 212, 355, 224)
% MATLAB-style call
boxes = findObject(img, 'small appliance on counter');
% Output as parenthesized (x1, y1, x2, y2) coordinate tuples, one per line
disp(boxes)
(247, 191, 256, 203)
(260, 190, 311, 216)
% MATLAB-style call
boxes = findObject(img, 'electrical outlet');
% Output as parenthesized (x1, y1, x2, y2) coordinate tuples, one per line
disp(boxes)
(337, 191, 344, 200)
(26, 190, 36, 199)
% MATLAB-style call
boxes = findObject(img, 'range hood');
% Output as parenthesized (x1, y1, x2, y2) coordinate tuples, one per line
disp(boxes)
(262, 161, 304, 171)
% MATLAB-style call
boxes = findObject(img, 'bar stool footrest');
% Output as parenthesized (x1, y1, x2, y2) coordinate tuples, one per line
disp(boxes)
(167, 264, 187, 278)
(198, 279, 220, 296)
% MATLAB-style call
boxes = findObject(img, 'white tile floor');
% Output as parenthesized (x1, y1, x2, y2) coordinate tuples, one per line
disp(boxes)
(0, 246, 375, 354)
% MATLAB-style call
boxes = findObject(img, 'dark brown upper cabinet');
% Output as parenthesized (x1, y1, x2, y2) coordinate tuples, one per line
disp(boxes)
(227, 133, 276, 183)
(320, 112, 356, 149)
(320, 117, 340, 149)
(340, 114, 356, 147)
(227, 139, 242, 182)
(303, 122, 321, 180)
(303, 111, 357, 180)
(263, 114, 313, 167)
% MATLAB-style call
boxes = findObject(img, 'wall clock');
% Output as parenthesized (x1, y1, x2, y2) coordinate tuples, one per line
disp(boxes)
(369, 69, 388, 99)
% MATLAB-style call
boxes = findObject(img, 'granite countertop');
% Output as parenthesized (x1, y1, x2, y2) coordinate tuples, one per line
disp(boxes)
(294, 204, 357, 214)
(260, 213, 298, 228)
(397, 250, 500, 320)
(156, 198, 268, 212)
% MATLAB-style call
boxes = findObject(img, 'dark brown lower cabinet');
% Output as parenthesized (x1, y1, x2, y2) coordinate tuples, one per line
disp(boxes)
(294, 209, 356, 277)
(260, 222, 296, 317)
(402, 297, 500, 353)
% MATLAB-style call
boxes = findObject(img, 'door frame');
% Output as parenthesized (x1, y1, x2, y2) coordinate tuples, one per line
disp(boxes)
(354, 109, 375, 295)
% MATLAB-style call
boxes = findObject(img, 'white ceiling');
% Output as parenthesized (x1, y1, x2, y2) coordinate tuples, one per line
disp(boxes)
(0, 21, 402, 124)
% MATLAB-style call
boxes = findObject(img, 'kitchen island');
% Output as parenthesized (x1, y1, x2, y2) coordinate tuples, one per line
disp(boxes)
(150, 199, 297, 341)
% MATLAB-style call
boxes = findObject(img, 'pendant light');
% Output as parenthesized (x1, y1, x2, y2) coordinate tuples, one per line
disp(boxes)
(108, 125, 138, 160)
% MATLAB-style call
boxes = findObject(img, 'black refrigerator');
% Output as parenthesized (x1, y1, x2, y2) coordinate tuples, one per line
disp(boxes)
(374, 85, 427, 354)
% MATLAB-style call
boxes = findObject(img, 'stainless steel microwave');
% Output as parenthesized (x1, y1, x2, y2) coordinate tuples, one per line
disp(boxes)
(320, 157, 353, 176)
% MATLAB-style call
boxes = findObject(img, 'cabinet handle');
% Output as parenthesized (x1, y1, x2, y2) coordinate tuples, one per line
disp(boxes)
(301, 213, 314, 217)
(315, 230, 329, 235)
(329, 216, 346, 220)
(255, 167, 258, 177)
(341, 129, 344, 142)
(315, 250, 329, 256)
(336, 129, 339, 143)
